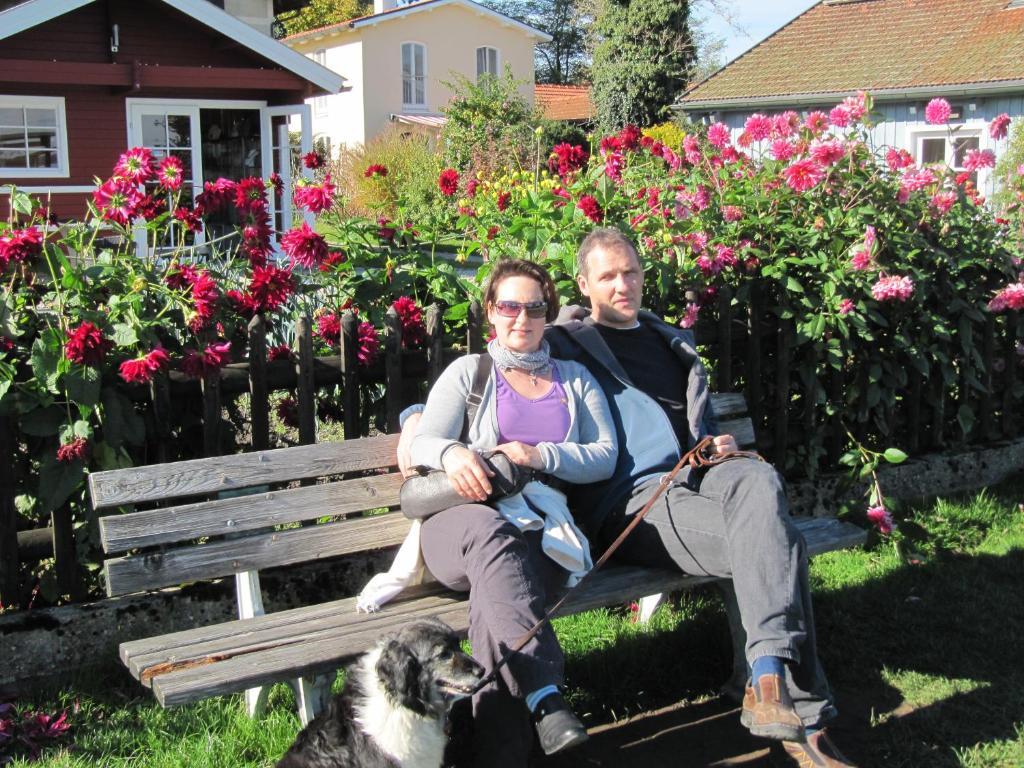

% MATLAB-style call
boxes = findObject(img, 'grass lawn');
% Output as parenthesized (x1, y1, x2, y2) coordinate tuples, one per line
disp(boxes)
(4, 480, 1023, 767)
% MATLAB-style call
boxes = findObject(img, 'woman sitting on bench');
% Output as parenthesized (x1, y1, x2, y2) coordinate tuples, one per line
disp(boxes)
(359, 259, 616, 766)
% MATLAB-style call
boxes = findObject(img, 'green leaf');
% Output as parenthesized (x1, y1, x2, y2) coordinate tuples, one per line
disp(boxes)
(38, 452, 86, 515)
(112, 323, 139, 348)
(957, 404, 976, 437)
(11, 189, 34, 215)
(101, 387, 145, 448)
(0, 293, 20, 337)
(785, 277, 804, 293)
(31, 333, 63, 394)
(63, 365, 101, 407)
(19, 405, 65, 436)
(883, 448, 908, 464)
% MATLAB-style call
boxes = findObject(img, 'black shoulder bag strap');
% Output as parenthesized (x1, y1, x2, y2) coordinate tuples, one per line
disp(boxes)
(462, 353, 492, 441)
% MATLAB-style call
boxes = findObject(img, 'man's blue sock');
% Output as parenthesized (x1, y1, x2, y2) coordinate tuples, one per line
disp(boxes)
(751, 655, 785, 681)
(525, 684, 560, 713)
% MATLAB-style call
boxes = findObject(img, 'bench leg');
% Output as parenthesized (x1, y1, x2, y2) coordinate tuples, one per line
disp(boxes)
(292, 673, 333, 726)
(245, 685, 270, 718)
(635, 592, 665, 623)
(716, 580, 748, 703)
(235, 570, 270, 718)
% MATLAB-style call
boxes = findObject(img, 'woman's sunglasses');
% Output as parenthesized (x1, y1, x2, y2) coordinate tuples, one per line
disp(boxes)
(493, 300, 548, 319)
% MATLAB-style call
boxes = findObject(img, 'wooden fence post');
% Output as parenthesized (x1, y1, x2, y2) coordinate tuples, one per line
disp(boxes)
(248, 315, 269, 452)
(745, 284, 763, 443)
(340, 310, 360, 440)
(774, 317, 793, 468)
(1003, 311, 1019, 437)
(716, 285, 733, 391)
(149, 370, 172, 464)
(295, 316, 316, 445)
(426, 303, 445, 386)
(467, 301, 485, 354)
(907, 366, 923, 454)
(979, 313, 996, 442)
(51, 502, 83, 601)
(384, 307, 403, 433)
(930, 370, 946, 451)
(0, 414, 19, 607)
(201, 369, 221, 458)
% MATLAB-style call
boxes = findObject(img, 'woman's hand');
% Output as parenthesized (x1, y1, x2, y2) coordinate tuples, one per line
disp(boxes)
(441, 446, 495, 501)
(396, 412, 422, 478)
(494, 441, 544, 469)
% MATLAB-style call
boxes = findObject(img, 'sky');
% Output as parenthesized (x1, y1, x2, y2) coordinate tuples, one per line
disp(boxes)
(699, 0, 821, 66)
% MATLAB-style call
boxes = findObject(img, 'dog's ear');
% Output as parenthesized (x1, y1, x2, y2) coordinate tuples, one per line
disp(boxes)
(377, 639, 427, 715)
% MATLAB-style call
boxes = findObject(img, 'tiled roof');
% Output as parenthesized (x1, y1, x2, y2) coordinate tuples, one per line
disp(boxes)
(535, 84, 594, 121)
(681, 0, 1024, 105)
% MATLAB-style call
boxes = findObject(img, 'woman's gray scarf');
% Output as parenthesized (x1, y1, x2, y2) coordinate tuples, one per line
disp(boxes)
(487, 338, 552, 375)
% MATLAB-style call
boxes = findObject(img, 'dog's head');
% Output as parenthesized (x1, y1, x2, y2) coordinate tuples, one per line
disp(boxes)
(375, 617, 484, 718)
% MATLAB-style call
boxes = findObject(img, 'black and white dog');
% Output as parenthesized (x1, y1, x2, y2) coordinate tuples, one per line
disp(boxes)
(277, 617, 484, 768)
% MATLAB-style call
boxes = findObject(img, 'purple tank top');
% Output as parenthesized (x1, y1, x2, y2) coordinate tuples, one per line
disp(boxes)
(495, 366, 570, 445)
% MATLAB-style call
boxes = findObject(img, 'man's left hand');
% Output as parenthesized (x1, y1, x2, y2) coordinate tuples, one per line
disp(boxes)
(712, 434, 738, 455)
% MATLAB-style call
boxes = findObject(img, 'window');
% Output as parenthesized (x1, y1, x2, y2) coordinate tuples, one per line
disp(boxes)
(401, 42, 426, 107)
(311, 50, 328, 118)
(952, 135, 981, 187)
(0, 96, 69, 177)
(476, 46, 499, 81)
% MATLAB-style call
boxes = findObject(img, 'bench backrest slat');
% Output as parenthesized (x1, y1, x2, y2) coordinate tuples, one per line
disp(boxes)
(99, 473, 404, 554)
(709, 392, 748, 420)
(104, 512, 412, 597)
(717, 417, 755, 449)
(88, 434, 400, 509)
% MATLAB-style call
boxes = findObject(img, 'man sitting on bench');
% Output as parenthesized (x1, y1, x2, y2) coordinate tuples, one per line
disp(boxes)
(399, 227, 855, 768)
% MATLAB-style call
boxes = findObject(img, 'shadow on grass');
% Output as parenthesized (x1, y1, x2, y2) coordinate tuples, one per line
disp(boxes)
(531, 543, 1024, 767)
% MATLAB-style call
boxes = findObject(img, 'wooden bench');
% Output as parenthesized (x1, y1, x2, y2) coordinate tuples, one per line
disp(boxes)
(88, 393, 867, 725)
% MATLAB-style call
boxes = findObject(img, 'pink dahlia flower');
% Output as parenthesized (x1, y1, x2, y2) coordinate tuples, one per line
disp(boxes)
(770, 139, 795, 162)
(925, 98, 952, 125)
(931, 191, 956, 215)
(357, 321, 380, 367)
(839, 298, 855, 315)
(963, 149, 995, 172)
(872, 275, 915, 302)
(866, 505, 894, 534)
(744, 113, 773, 142)
(989, 113, 1011, 140)
(804, 111, 829, 135)
(157, 155, 184, 192)
(828, 105, 851, 128)
(782, 159, 826, 193)
(810, 139, 846, 166)
(707, 122, 731, 149)
(679, 303, 700, 329)
(281, 222, 328, 269)
(987, 282, 1024, 312)
(114, 147, 156, 185)
(293, 176, 335, 214)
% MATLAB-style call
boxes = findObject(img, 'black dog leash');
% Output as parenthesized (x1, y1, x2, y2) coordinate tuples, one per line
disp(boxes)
(463, 435, 764, 696)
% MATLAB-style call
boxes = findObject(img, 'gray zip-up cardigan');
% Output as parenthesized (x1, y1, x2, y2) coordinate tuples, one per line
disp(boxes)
(409, 355, 617, 485)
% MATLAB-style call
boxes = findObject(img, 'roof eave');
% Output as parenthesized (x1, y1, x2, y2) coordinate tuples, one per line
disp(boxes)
(676, 79, 1024, 112)
(349, 0, 551, 41)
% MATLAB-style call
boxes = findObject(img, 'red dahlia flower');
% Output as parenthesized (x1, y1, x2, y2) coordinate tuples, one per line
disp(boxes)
(181, 341, 232, 379)
(0, 226, 43, 270)
(65, 321, 112, 366)
(157, 156, 184, 191)
(364, 164, 388, 178)
(319, 250, 347, 272)
(57, 437, 89, 463)
(303, 151, 325, 170)
(577, 195, 604, 224)
(357, 321, 380, 366)
(195, 178, 237, 214)
(282, 222, 328, 269)
(547, 143, 588, 177)
(392, 296, 427, 349)
(249, 265, 295, 312)
(114, 147, 156, 185)
(225, 289, 260, 319)
(234, 177, 268, 213)
(267, 344, 294, 362)
(173, 205, 203, 233)
(187, 270, 220, 331)
(119, 346, 170, 384)
(496, 191, 511, 212)
(438, 168, 459, 197)
(93, 177, 143, 226)
(316, 312, 342, 344)
(293, 175, 335, 214)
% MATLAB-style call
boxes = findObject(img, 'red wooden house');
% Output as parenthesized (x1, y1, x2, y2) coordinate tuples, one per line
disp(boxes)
(0, 0, 344, 234)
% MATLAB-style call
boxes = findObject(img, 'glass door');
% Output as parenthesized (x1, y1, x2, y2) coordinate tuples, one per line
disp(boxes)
(128, 103, 203, 253)
(261, 104, 313, 245)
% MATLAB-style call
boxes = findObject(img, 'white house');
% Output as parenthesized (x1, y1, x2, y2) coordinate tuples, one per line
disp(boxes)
(676, 0, 1024, 198)
(284, 0, 550, 153)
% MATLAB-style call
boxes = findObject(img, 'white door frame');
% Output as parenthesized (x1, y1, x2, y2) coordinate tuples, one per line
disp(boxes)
(260, 103, 314, 238)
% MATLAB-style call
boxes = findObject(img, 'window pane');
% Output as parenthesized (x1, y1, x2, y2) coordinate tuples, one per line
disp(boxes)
(488, 48, 497, 74)
(141, 114, 167, 147)
(477, 47, 485, 77)
(403, 79, 412, 104)
(167, 115, 191, 148)
(170, 149, 193, 180)
(0, 150, 26, 168)
(28, 150, 58, 168)
(920, 138, 945, 165)
(415, 78, 424, 105)
(26, 129, 57, 150)
(25, 108, 56, 127)
(414, 45, 423, 77)
(402, 44, 411, 76)
(0, 108, 23, 126)
(954, 136, 980, 168)
(0, 127, 24, 146)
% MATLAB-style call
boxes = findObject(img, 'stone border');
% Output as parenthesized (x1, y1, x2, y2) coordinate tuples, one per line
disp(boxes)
(2, 438, 1022, 696)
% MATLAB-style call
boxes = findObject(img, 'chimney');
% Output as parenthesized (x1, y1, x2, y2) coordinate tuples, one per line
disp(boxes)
(373, 0, 399, 14)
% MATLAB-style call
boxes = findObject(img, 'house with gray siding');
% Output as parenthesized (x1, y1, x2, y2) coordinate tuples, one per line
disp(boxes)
(676, 0, 1024, 198)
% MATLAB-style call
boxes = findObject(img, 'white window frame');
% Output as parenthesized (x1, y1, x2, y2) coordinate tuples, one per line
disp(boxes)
(909, 122, 989, 187)
(311, 49, 329, 118)
(476, 46, 500, 81)
(401, 42, 427, 110)
(0, 95, 70, 179)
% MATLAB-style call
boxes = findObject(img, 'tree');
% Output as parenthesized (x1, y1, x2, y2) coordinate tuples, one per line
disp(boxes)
(590, 0, 696, 131)
(483, 0, 592, 84)
(278, 0, 372, 36)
